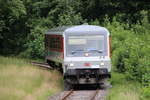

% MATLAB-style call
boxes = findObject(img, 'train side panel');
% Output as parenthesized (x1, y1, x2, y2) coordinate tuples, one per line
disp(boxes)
(45, 34, 64, 67)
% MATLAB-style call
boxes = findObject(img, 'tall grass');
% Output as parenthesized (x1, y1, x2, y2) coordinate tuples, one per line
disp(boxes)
(0, 56, 63, 100)
(107, 72, 141, 100)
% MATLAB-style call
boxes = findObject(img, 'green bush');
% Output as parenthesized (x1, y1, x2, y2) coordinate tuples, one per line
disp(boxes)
(103, 13, 150, 80)
(102, 13, 150, 99)
(142, 73, 150, 99)
(141, 85, 150, 99)
(24, 26, 45, 58)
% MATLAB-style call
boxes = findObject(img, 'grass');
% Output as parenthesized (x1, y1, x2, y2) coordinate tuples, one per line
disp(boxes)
(0, 56, 145, 100)
(0, 56, 63, 100)
(107, 72, 142, 100)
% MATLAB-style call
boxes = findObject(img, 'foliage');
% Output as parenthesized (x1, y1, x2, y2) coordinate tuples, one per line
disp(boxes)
(0, 0, 27, 55)
(107, 72, 141, 100)
(80, 0, 150, 23)
(141, 85, 150, 99)
(24, 26, 46, 58)
(102, 12, 150, 99)
(58, 7, 85, 26)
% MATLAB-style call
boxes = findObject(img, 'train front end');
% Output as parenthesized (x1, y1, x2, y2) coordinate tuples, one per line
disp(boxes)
(63, 25, 111, 85)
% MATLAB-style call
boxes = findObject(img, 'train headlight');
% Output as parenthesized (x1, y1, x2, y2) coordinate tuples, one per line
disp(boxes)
(69, 63, 74, 67)
(84, 53, 89, 57)
(100, 62, 105, 66)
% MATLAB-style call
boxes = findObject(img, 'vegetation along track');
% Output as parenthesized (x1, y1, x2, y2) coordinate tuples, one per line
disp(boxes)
(49, 89, 108, 100)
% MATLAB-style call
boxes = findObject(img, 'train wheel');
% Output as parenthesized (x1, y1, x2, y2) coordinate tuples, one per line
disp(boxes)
(64, 80, 72, 91)
(47, 60, 55, 69)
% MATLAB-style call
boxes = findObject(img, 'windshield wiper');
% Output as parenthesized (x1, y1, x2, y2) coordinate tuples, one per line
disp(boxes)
(71, 49, 85, 54)
(71, 49, 103, 54)
(88, 49, 103, 53)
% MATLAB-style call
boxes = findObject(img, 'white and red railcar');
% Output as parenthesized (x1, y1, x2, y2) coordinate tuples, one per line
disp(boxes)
(45, 24, 111, 87)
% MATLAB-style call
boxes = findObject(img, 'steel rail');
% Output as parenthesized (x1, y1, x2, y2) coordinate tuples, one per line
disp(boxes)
(31, 62, 52, 69)
(61, 89, 74, 100)
(90, 89, 99, 100)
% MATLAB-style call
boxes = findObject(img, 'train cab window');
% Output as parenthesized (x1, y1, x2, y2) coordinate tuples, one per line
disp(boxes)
(67, 35, 105, 56)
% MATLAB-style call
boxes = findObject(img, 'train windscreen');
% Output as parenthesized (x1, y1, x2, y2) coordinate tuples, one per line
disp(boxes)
(66, 35, 105, 57)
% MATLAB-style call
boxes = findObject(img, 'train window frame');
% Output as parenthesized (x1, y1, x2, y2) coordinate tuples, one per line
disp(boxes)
(66, 34, 107, 57)
(47, 35, 63, 52)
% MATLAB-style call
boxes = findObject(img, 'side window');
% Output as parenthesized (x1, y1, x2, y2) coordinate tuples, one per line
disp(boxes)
(49, 38, 55, 48)
(56, 37, 61, 49)
(49, 35, 62, 51)
(45, 35, 49, 50)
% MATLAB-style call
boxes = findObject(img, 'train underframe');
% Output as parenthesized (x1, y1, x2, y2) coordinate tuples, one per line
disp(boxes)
(47, 60, 111, 89)
(64, 68, 111, 85)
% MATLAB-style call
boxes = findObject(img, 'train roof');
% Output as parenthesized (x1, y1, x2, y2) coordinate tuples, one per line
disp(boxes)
(45, 25, 110, 35)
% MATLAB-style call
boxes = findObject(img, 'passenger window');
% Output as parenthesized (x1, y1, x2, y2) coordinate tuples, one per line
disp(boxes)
(49, 36, 62, 51)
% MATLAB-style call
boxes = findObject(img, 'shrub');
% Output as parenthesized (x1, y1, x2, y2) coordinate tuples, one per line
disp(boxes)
(141, 85, 150, 99)
(23, 26, 46, 59)
(103, 13, 150, 99)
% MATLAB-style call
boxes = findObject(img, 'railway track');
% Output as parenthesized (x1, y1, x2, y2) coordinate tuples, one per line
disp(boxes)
(49, 89, 107, 100)
(60, 89, 74, 100)
(90, 89, 99, 100)
(31, 62, 52, 69)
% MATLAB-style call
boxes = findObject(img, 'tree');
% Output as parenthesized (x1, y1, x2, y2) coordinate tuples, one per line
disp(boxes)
(0, 0, 26, 55)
